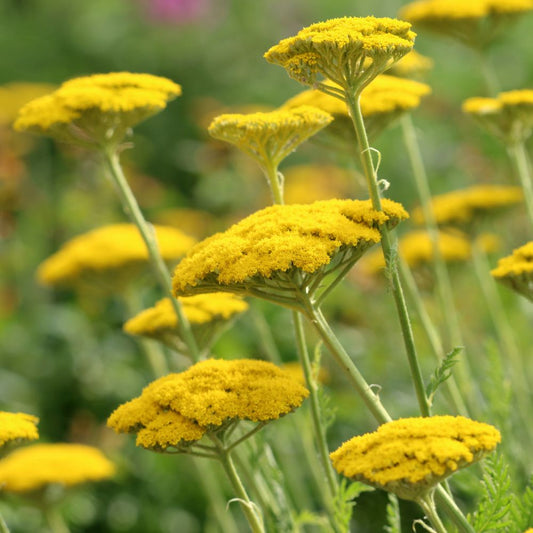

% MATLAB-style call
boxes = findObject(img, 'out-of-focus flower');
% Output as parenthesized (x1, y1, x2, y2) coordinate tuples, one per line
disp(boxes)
(388, 50, 434, 79)
(0, 83, 57, 126)
(142, 0, 212, 23)
(0, 412, 39, 448)
(491, 241, 533, 301)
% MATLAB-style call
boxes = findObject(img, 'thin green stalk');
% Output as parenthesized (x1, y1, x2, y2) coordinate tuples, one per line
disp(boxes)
(434, 487, 475, 533)
(102, 148, 200, 362)
(474, 47, 500, 96)
(263, 160, 284, 205)
(507, 141, 533, 232)
(249, 305, 283, 364)
(0, 513, 10, 533)
(43, 506, 70, 533)
(345, 91, 430, 417)
(417, 493, 448, 533)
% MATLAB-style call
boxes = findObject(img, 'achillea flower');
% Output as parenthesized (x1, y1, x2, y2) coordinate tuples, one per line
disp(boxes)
(264, 17, 415, 93)
(14, 72, 181, 147)
(37, 223, 195, 291)
(330, 416, 501, 501)
(207, 106, 333, 170)
(123, 293, 249, 354)
(0, 83, 56, 125)
(388, 50, 434, 79)
(107, 358, 309, 451)
(0, 443, 115, 493)
(0, 412, 39, 447)
(171, 199, 408, 310)
(463, 89, 533, 144)
(491, 241, 533, 301)
(399, 0, 533, 48)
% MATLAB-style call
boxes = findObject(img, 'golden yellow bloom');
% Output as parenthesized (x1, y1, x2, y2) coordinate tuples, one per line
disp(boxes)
(463, 89, 533, 144)
(0, 412, 39, 447)
(208, 106, 333, 169)
(491, 241, 533, 301)
(37, 223, 195, 291)
(172, 199, 408, 309)
(264, 17, 415, 93)
(0, 443, 115, 493)
(412, 185, 523, 230)
(330, 416, 501, 501)
(400, 0, 533, 48)
(14, 72, 181, 146)
(0, 82, 57, 125)
(107, 359, 309, 451)
(388, 50, 434, 79)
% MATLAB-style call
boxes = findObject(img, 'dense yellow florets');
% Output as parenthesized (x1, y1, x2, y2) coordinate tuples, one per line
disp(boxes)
(264, 17, 415, 91)
(0, 443, 115, 493)
(0, 412, 39, 447)
(330, 416, 501, 500)
(107, 359, 309, 451)
(491, 241, 533, 301)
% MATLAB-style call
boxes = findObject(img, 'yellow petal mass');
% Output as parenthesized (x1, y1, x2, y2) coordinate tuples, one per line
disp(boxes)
(0, 412, 39, 447)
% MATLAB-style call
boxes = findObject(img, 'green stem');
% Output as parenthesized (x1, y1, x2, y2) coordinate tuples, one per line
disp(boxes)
(249, 305, 283, 364)
(43, 506, 70, 533)
(345, 91, 430, 417)
(262, 160, 284, 205)
(507, 141, 533, 233)
(417, 492, 448, 533)
(474, 47, 500, 96)
(0, 513, 10, 533)
(434, 487, 475, 533)
(102, 148, 200, 362)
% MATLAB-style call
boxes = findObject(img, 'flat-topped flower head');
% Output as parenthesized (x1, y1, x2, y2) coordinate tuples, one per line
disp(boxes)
(463, 89, 533, 144)
(14, 72, 181, 147)
(0, 82, 57, 125)
(491, 241, 533, 301)
(208, 106, 333, 170)
(107, 358, 309, 452)
(388, 50, 434, 79)
(330, 416, 501, 501)
(124, 293, 249, 356)
(0, 412, 39, 448)
(0, 443, 115, 493)
(171, 199, 408, 310)
(264, 17, 415, 94)
(37, 223, 195, 293)
(400, 0, 533, 49)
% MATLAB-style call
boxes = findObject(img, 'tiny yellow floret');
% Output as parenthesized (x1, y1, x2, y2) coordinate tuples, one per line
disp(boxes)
(0, 412, 39, 447)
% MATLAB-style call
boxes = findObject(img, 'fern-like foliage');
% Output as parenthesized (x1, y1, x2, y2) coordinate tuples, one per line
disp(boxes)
(384, 493, 401, 533)
(508, 475, 533, 531)
(333, 479, 374, 533)
(425, 346, 462, 405)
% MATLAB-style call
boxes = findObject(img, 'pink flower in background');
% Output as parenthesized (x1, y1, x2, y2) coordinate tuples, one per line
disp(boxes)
(145, 0, 211, 22)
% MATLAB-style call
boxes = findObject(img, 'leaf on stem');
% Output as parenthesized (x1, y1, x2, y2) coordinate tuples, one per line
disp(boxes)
(425, 346, 462, 405)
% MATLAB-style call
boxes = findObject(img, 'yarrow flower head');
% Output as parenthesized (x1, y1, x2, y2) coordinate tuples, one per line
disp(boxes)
(107, 358, 309, 452)
(124, 293, 249, 356)
(491, 241, 533, 301)
(14, 72, 181, 147)
(0, 443, 115, 493)
(264, 17, 416, 94)
(37, 223, 195, 292)
(171, 199, 408, 311)
(399, 0, 533, 49)
(330, 415, 501, 501)
(0, 412, 39, 448)
(463, 89, 533, 144)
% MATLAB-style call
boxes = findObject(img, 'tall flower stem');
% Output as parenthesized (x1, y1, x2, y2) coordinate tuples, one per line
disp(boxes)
(417, 492, 448, 533)
(43, 506, 70, 533)
(507, 141, 533, 232)
(0, 513, 10, 533)
(263, 159, 284, 205)
(102, 148, 200, 362)
(345, 90, 430, 417)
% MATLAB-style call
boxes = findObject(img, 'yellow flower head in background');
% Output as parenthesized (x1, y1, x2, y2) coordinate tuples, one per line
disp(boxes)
(107, 358, 309, 451)
(37, 223, 195, 292)
(208, 106, 333, 170)
(14, 72, 181, 147)
(171, 199, 408, 310)
(0, 412, 39, 447)
(124, 294, 249, 356)
(0, 443, 115, 493)
(388, 50, 434, 79)
(0, 83, 57, 126)
(264, 17, 415, 94)
(330, 416, 501, 501)
(491, 241, 533, 301)
(400, 0, 533, 49)
(463, 89, 533, 144)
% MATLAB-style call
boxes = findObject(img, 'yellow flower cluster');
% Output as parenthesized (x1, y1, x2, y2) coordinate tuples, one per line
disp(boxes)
(0, 82, 57, 125)
(330, 416, 501, 501)
(208, 106, 333, 169)
(491, 241, 533, 301)
(14, 72, 181, 146)
(463, 89, 533, 144)
(264, 17, 415, 92)
(0, 412, 39, 447)
(171, 199, 408, 303)
(107, 359, 309, 451)
(389, 50, 434, 79)
(37, 223, 195, 291)
(0, 443, 115, 493)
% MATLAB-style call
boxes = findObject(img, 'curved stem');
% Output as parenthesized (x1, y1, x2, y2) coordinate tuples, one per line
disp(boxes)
(507, 141, 533, 233)
(417, 492, 448, 533)
(262, 160, 284, 205)
(102, 148, 200, 362)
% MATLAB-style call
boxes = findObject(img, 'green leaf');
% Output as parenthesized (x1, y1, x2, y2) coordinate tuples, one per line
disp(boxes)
(509, 475, 533, 531)
(425, 346, 462, 404)
(333, 479, 374, 532)
(384, 493, 401, 533)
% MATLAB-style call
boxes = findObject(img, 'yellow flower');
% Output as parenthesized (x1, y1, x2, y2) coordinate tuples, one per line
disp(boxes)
(0, 443, 115, 493)
(388, 50, 434, 79)
(0, 412, 39, 447)
(330, 416, 501, 501)
(14, 72, 181, 147)
(281, 361, 329, 386)
(400, 0, 533, 49)
(123, 294, 249, 355)
(171, 199, 408, 310)
(463, 89, 533, 144)
(491, 241, 533, 301)
(0, 82, 57, 125)
(264, 17, 415, 93)
(208, 106, 333, 169)
(37, 223, 195, 292)
(107, 359, 309, 451)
